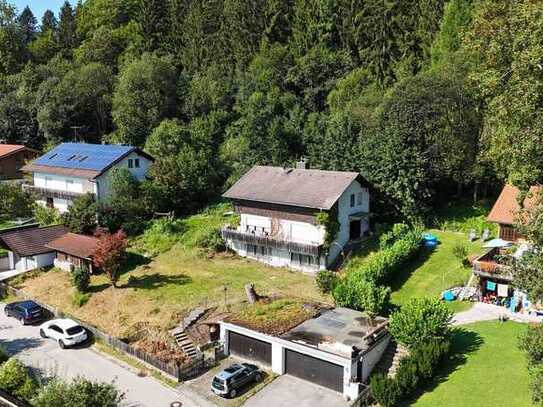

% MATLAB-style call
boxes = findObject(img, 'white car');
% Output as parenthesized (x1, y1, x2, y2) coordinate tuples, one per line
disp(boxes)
(39, 318, 88, 348)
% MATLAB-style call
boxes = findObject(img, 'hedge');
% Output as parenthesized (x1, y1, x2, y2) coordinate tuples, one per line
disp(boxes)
(332, 225, 422, 312)
(370, 339, 450, 406)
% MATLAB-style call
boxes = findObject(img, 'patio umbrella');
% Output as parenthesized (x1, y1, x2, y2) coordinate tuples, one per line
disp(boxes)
(483, 238, 513, 248)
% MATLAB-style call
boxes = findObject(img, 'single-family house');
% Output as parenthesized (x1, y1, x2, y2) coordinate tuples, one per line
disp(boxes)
(0, 225, 68, 272)
(487, 184, 542, 242)
(45, 232, 99, 273)
(0, 144, 38, 180)
(221, 162, 370, 272)
(21, 142, 154, 213)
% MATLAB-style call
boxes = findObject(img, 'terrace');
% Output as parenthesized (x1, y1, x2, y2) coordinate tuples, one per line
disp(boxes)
(22, 183, 94, 201)
(472, 247, 515, 282)
(221, 226, 322, 256)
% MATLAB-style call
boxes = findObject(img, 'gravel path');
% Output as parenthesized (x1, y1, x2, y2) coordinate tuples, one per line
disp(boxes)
(453, 302, 541, 325)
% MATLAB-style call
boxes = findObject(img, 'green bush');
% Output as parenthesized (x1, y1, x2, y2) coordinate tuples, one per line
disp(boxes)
(369, 373, 400, 407)
(529, 365, 543, 405)
(332, 278, 390, 315)
(72, 267, 90, 292)
(196, 227, 225, 252)
(316, 270, 338, 294)
(333, 225, 422, 313)
(134, 218, 186, 255)
(32, 377, 124, 407)
(0, 346, 8, 364)
(394, 338, 450, 398)
(389, 298, 453, 348)
(519, 323, 543, 367)
(0, 358, 37, 401)
(379, 223, 410, 249)
(452, 242, 468, 265)
(33, 204, 62, 226)
(72, 291, 91, 307)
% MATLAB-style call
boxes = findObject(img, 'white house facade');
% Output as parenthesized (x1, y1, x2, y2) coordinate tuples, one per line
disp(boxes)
(221, 163, 370, 272)
(22, 143, 153, 213)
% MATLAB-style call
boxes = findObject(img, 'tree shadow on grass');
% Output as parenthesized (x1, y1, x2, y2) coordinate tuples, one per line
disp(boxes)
(120, 252, 152, 275)
(121, 273, 192, 290)
(389, 247, 434, 293)
(400, 328, 484, 406)
(87, 283, 111, 294)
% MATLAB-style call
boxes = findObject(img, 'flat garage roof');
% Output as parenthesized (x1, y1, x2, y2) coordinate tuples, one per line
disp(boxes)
(281, 307, 387, 358)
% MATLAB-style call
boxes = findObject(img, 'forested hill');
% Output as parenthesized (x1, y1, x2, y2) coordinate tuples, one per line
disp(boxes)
(0, 0, 542, 219)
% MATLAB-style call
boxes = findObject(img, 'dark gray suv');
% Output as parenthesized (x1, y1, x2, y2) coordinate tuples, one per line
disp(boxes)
(211, 363, 262, 398)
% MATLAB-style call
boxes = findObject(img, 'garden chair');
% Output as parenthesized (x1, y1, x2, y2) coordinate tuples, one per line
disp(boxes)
(481, 228, 490, 241)
(468, 229, 477, 241)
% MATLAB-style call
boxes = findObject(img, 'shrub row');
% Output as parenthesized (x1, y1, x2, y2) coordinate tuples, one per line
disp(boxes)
(332, 224, 422, 314)
(370, 339, 451, 406)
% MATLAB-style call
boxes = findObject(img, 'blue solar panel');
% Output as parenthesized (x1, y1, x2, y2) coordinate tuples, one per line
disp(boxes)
(34, 143, 135, 172)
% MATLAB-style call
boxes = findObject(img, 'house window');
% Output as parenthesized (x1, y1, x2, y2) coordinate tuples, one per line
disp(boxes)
(350, 194, 355, 207)
(128, 159, 133, 168)
(134, 159, 140, 168)
(357, 192, 363, 206)
(66, 179, 73, 191)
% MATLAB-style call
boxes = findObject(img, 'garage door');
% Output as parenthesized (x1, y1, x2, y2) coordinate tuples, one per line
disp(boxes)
(285, 349, 344, 392)
(228, 331, 272, 366)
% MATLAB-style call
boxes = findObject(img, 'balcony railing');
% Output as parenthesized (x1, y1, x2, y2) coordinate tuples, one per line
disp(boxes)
(22, 184, 94, 201)
(472, 248, 513, 281)
(221, 227, 321, 256)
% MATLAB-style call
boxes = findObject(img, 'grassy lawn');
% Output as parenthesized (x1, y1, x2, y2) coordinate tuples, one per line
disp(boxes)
(412, 321, 531, 407)
(390, 230, 484, 309)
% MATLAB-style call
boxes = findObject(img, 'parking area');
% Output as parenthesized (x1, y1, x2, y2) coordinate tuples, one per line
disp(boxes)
(184, 357, 274, 406)
(0, 303, 200, 407)
(243, 374, 351, 407)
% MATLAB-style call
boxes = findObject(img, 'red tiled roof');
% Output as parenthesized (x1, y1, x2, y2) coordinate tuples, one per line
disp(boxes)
(45, 233, 99, 260)
(0, 225, 68, 257)
(487, 184, 542, 225)
(0, 144, 25, 159)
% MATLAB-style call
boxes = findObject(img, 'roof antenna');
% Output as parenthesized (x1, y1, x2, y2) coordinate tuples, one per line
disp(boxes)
(70, 126, 83, 143)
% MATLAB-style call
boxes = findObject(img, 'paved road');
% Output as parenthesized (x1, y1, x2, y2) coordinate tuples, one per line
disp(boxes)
(0, 303, 209, 407)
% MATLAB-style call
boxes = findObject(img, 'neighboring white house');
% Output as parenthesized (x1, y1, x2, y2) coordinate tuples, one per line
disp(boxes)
(221, 162, 370, 272)
(22, 143, 154, 213)
(0, 225, 68, 273)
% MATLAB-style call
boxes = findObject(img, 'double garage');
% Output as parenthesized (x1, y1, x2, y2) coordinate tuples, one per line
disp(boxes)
(228, 330, 344, 392)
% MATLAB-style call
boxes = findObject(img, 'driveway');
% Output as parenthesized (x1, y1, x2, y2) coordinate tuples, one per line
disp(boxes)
(243, 375, 350, 407)
(0, 303, 211, 407)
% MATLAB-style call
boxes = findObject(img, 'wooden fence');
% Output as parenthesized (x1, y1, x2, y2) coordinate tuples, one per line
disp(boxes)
(0, 283, 222, 382)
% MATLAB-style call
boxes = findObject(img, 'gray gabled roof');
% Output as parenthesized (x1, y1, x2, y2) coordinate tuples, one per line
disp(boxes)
(223, 166, 365, 210)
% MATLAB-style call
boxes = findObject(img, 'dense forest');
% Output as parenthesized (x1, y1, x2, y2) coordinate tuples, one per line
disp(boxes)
(0, 0, 542, 220)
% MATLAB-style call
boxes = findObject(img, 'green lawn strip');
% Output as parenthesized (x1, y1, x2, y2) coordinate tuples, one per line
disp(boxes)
(390, 230, 483, 307)
(411, 321, 531, 407)
(93, 338, 179, 388)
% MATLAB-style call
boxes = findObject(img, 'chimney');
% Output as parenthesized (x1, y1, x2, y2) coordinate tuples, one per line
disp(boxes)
(296, 157, 308, 170)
